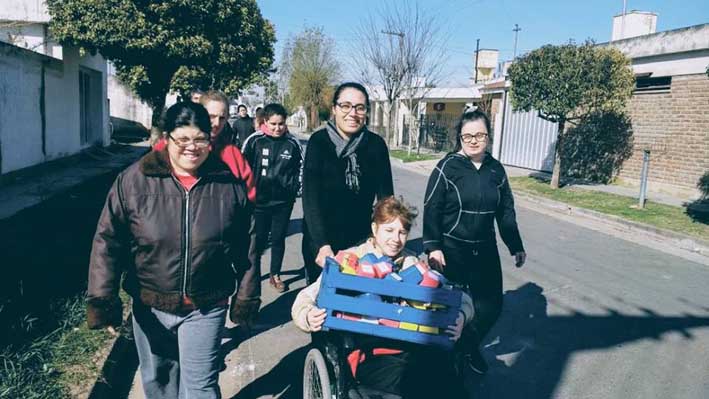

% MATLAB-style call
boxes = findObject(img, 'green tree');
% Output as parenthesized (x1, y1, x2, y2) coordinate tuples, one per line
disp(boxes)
(47, 0, 275, 135)
(508, 41, 635, 188)
(282, 27, 340, 130)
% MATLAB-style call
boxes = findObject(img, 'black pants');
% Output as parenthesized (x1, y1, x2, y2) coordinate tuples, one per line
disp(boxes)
(249, 202, 294, 276)
(443, 241, 503, 353)
(301, 231, 320, 284)
(356, 347, 466, 398)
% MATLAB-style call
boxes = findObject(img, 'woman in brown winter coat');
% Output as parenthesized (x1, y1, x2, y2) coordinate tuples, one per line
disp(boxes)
(87, 101, 258, 399)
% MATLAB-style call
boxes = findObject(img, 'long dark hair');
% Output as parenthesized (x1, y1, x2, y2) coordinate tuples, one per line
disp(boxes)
(163, 101, 211, 136)
(452, 109, 492, 153)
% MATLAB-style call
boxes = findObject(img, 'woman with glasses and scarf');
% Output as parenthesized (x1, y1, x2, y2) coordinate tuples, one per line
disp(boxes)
(87, 102, 258, 399)
(423, 109, 527, 377)
(301, 82, 394, 283)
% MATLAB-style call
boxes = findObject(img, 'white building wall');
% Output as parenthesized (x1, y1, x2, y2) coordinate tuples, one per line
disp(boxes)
(44, 46, 79, 159)
(605, 24, 709, 78)
(76, 49, 110, 147)
(630, 49, 709, 77)
(0, 41, 109, 174)
(0, 44, 45, 173)
(0, 22, 47, 53)
(0, 0, 51, 22)
(108, 75, 153, 128)
(612, 11, 657, 41)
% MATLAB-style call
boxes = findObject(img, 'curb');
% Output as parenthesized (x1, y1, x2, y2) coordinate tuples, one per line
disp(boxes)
(514, 191, 709, 259)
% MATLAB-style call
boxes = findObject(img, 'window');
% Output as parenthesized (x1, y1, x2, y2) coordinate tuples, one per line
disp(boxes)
(634, 76, 671, 94)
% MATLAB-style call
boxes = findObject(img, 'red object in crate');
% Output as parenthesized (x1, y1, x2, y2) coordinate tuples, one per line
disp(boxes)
(378, 318, 400, 328)
(373, 261, 393, 278)
(339, 312, 362, 321)
(356, 263, 378, 278)
(335, 251, 359, 271)
(420, 270, 442, 288)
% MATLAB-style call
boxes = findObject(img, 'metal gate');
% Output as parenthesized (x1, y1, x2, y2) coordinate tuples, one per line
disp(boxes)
(416, 114, 458, 153)
(499, 96, 558, 172)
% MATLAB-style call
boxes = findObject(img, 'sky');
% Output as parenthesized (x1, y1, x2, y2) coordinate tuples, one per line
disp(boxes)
(256, 0, 709, 86)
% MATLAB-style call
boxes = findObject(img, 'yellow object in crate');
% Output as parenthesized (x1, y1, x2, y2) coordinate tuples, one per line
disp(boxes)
(399, 322, 419, 331)
(418, 325, 440, 334)
(409, 300, 429, 310)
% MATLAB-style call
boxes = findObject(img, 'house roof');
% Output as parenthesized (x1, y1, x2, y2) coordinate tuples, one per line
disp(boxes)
(483, 80, 508, 90)
(421, 87, 481, 100)
(367, 85, 481, 102)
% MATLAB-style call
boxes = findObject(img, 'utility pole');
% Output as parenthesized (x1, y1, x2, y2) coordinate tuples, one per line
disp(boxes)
(513, 24, 521, 59)
(474, 38, 480, 84)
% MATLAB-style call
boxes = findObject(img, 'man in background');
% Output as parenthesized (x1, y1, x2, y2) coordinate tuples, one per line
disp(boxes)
(232, 104, 256, 149)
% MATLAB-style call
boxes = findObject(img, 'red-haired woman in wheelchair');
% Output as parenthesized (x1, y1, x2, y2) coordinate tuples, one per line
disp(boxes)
(292, 196, 473, 398)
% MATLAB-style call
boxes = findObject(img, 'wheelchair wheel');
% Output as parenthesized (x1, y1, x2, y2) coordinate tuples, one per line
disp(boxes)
(303, 348, 334, 399)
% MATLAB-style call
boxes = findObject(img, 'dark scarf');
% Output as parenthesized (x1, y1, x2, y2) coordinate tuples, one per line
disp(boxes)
(326, 121, 368, 193)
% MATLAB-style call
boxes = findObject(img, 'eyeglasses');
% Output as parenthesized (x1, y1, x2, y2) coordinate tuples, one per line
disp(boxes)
(168, 134, 210, 148)
(461, 133, 488, 143)
(336, 102, 368, 115)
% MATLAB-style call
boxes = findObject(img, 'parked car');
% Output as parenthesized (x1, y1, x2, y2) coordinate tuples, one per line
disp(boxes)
(110, 116, 150, 143)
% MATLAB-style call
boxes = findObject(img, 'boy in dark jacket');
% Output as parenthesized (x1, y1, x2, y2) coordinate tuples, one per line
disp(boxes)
(241, 103, 303, 292)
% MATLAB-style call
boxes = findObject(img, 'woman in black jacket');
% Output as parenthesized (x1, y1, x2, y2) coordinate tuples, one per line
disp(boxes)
(87, 102, 257, 398)
(423, 109, 527, 376)
(301, 82, 394, 283)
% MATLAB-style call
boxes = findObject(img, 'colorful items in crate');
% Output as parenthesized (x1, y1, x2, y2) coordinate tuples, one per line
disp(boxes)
(331, 250, 451, 335)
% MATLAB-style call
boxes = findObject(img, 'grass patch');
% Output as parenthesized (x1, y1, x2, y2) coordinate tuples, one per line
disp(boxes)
(510, 176, 709, 241)
(390, 149, 441, 163)
(0, 292, 120, 399)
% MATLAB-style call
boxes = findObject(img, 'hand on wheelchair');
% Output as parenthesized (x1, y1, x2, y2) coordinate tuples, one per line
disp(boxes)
(307, 306, 327, 331)
(445, 311, 465, 342)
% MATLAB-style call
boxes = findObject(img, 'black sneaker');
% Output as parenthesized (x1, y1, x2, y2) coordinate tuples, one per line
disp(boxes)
(462, 349, 488, 375)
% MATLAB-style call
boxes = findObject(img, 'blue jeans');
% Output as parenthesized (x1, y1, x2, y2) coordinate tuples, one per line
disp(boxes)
(132, 302, 226, 399)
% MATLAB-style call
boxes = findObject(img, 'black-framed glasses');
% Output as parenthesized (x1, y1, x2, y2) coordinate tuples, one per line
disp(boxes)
(461, 133, 488, 143)
(168, 134, 210, 148)
(336, 102, 368, 115)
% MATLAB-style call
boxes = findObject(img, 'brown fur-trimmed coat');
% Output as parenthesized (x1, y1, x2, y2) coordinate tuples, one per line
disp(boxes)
(87, 149, 259, 328)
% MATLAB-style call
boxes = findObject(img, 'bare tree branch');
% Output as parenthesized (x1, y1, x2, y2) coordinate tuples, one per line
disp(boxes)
(352, 1, 448, 146)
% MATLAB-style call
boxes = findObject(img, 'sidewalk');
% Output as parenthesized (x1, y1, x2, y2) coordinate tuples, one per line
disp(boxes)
(0, 144, 148, 220)
(391, 157, 709, 264)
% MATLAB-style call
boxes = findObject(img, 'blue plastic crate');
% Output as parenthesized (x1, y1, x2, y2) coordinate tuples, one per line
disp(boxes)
(316, 257, 462, 350)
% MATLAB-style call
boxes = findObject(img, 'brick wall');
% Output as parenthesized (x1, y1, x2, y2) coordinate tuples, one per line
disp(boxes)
(619, 73, 709, 196)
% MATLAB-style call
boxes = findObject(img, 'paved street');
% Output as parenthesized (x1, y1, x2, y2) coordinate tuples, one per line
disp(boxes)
(128, 162, 709, 399)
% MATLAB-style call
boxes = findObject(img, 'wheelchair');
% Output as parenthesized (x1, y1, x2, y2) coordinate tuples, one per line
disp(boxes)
(302, 332, 403, 399)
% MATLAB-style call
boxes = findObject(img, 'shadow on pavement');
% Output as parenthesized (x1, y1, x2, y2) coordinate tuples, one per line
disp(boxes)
(259, 268, 306, 286)
(222, 288, 303, 351)
(468, 282, 709, 398)
(88, 333, 139, 399)
(229, 345, 309, 399)
(0, 171, 120, 346)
